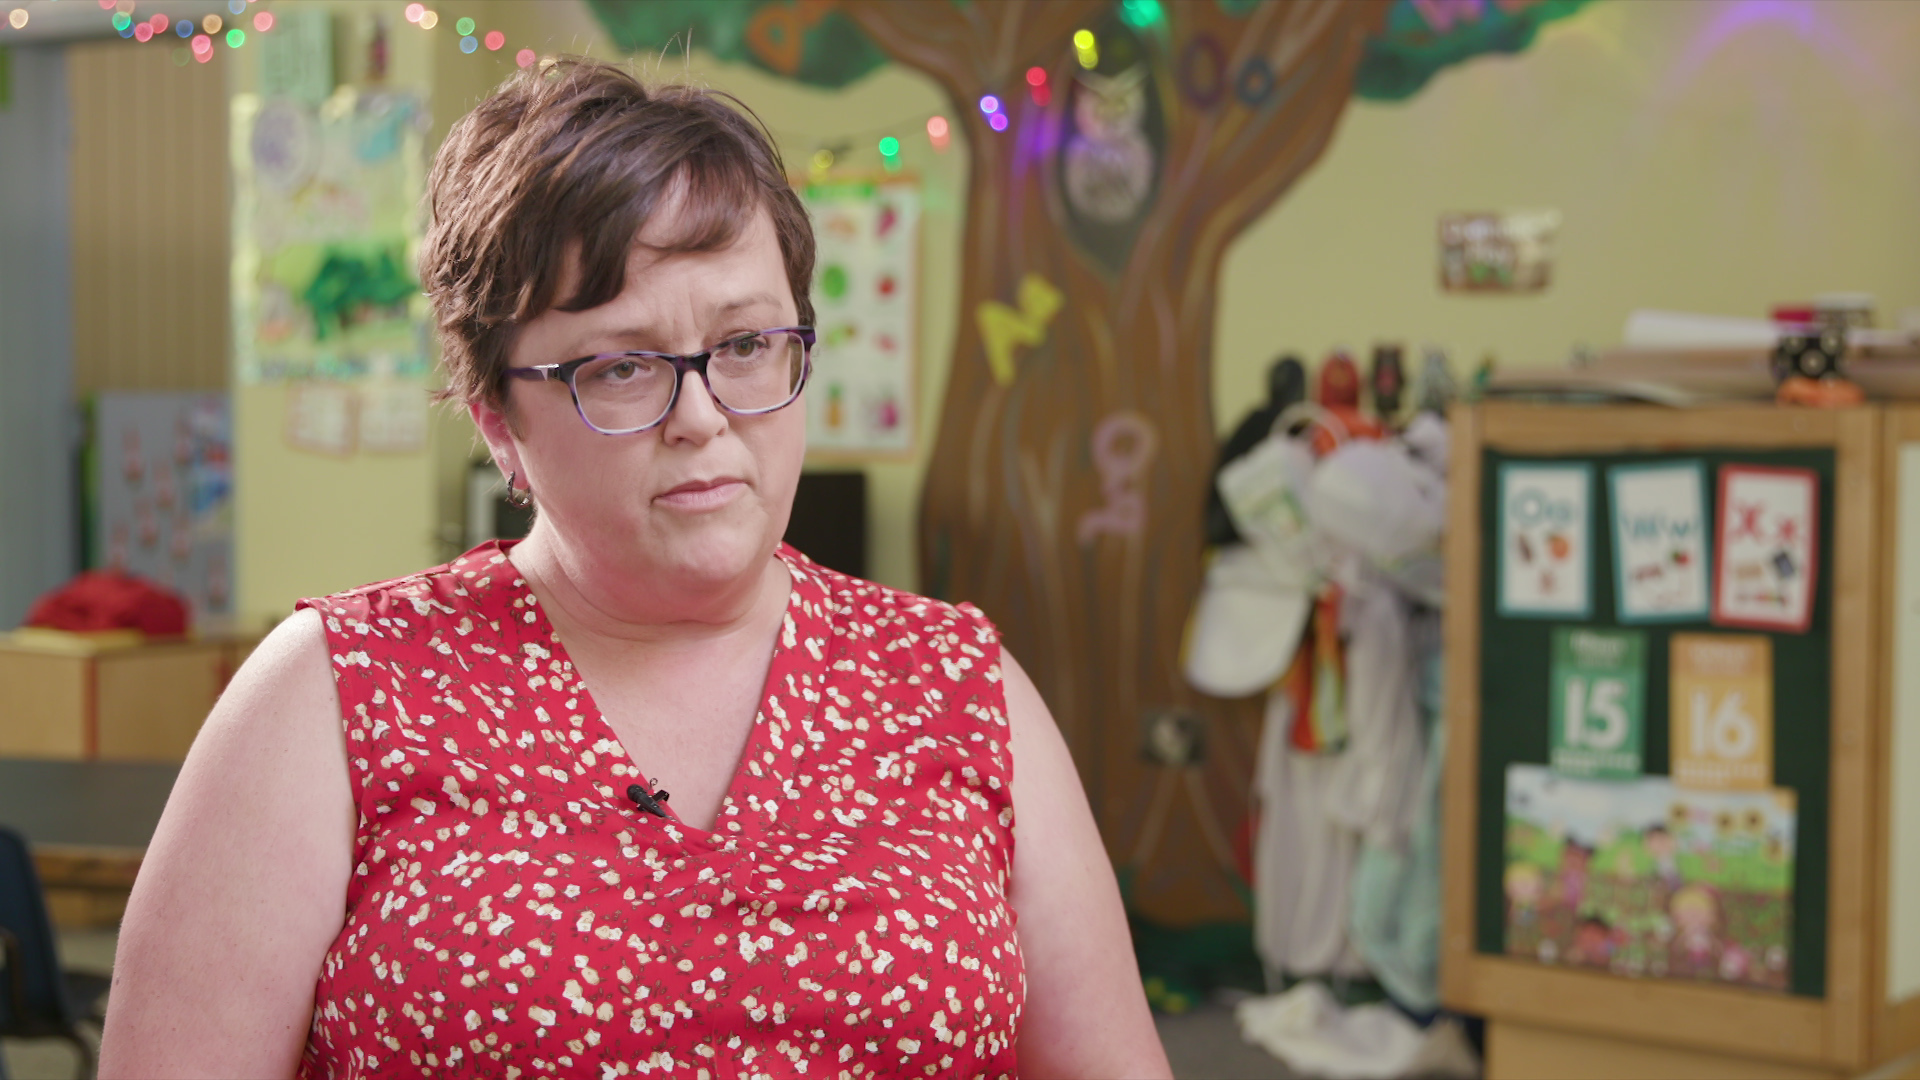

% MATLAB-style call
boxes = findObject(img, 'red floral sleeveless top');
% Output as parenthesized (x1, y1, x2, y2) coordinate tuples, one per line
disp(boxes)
(295, 542, 1022, 1079)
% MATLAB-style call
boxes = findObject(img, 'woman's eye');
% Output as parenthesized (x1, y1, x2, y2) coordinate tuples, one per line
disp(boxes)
(729, 336, 766, 358)
(607, 360, 639, 380)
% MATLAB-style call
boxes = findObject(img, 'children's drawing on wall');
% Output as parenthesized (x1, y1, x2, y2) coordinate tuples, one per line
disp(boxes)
(235, 90, 428, 384)
(233, 88, 430, 457)
(799, 180, 919, 457)
(1504, 764, 1795, 992)
(95, 393, 234, 629)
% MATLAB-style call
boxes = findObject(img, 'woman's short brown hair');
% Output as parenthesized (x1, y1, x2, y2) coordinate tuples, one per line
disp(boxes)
(421, 57, 815, 409)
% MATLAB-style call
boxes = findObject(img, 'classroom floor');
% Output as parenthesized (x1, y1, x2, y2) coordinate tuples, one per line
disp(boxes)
(1, 931, 1296, 1080)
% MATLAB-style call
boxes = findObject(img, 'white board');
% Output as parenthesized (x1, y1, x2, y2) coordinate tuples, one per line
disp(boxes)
(1889, 444, 1920, 1002)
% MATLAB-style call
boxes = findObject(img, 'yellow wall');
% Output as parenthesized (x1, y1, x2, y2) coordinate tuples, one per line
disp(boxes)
(1213, 0, 1920, 430)
(227, 0, 1920, 618)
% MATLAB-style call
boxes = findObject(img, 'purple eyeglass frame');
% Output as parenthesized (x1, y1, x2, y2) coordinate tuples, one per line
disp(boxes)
(503, 326, 816, 436)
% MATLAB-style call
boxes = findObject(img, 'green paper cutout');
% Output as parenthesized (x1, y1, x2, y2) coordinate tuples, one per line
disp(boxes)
(584, 0, 888, 90)
(1356, 0, 1595, 102)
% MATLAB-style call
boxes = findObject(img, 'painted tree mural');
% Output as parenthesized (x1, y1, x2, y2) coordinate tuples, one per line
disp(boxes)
(589, 0, 1590, 925)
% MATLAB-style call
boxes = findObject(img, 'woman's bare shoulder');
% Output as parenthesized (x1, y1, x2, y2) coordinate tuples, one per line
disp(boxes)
(98, 608, 357, 1077)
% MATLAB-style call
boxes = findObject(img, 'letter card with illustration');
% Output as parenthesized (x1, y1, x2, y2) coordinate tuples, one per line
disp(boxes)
(1498, 462, 1593, 618)
(1669, 633, 1774, 791)
(1550, 627, 1646, 780)
(1609, 462, 1710, 623)
(1712, 465, 1818, 632)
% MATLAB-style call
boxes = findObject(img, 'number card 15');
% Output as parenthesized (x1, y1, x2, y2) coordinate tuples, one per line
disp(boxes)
(1549, 627, 1647, 780)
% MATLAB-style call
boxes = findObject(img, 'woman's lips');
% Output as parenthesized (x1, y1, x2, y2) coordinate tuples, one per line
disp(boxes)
(655, 478, 746, 511)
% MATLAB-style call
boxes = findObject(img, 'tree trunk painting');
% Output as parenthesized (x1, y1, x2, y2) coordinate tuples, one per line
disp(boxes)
(840, 0, 1390, 925)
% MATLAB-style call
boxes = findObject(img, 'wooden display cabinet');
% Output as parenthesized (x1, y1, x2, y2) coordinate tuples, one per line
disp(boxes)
(1442, 404, 1920, 1078)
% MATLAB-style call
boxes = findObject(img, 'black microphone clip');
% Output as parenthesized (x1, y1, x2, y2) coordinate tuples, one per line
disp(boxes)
(627, 779, 672, 819)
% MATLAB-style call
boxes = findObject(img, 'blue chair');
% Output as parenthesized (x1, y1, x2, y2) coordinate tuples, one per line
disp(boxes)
(0, 826, 107, 1079)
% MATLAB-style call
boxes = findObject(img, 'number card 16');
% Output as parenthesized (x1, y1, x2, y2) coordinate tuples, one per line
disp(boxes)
(1669, 632, 1775, 791)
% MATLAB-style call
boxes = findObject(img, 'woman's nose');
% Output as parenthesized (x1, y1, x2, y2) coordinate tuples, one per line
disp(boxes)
(661, 365, 728, 442)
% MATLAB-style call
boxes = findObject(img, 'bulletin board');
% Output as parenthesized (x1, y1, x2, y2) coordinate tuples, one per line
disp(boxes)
(1440, 404, 1880, 1071)
(1474, 444, 1834, 996)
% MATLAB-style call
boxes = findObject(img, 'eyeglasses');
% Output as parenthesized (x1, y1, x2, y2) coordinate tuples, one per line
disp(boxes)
(504, 327, 815, 436)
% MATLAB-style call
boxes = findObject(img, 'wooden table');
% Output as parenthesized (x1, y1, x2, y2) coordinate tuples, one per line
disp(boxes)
(0, 758, 179, 928)
(0, 629, 255, 761)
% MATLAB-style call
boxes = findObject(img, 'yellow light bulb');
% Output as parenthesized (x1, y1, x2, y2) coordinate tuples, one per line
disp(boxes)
(419, 10, 438, 29)
(8, 8, 28, 30)
(203, 14, 223, 34)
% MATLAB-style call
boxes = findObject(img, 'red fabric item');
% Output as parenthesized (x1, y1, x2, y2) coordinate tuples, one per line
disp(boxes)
(1317, 351, 1363, 409)
(23, 571, 188, 636)
(294, 541, 1023, 1078)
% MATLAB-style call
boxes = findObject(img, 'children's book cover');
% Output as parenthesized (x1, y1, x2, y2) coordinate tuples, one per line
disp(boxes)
(1503, 764, 1794, 992)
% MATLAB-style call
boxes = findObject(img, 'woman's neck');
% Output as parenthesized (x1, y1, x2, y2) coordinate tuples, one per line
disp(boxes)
(506, 524, 790, 655)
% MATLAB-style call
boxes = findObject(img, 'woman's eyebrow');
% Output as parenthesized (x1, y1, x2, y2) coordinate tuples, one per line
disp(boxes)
(710, 292, 783, 318)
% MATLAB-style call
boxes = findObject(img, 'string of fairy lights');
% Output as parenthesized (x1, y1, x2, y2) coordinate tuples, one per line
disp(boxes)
(0, 0, 546, 70)
(0, 0, 1167, 174)
(794, 5, 1158, 178)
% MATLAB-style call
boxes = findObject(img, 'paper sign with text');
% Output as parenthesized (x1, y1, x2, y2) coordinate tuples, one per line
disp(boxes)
(1670, 633, 1774, 790)
(1713, 465, 1818, 633)
(1549, 627, 1646, 779)
(1610, 462, 1711, 623)
(1499, 462, 1593, 618)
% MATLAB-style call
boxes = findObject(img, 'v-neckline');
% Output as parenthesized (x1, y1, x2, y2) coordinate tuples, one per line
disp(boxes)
(485, 540, 815, 846)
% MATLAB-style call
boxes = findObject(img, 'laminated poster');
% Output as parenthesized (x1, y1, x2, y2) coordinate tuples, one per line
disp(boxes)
(94, 393, 234, 631)
(1669, 633, 1774, 791)
(232, 88, 431, 387)
(1549, 627, 1646, 780)
(799, 180, 920, 458)
(1713, 465, 1819, 633)
(1504, 764, 1795, 993)
(1609, 462, 1710, 623)
(1498, 462, 1593, 618)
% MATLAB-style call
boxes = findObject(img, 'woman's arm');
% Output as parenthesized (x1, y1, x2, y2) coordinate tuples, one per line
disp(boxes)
(1003, 650, 1173, 1080)
(99, 608, 357, 1079)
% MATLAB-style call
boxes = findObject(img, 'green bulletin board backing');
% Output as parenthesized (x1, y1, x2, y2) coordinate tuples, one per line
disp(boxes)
(1476, 446, 1836, 998)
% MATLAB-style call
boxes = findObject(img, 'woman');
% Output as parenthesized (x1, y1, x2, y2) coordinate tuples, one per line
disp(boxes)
(100, 58, 1169, 1079)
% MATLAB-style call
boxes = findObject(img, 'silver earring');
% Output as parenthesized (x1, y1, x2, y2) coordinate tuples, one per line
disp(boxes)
(504, 470, 533, 509)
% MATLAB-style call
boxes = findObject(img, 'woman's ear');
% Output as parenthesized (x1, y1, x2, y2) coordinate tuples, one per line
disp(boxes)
(470, 398, 522, 479)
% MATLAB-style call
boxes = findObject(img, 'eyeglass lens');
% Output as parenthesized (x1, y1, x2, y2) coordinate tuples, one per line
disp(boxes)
(572, 330, 807, 433)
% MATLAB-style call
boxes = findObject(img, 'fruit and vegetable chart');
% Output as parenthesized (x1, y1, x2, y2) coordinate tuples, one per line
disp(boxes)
(1474, 446, 1835, 999)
